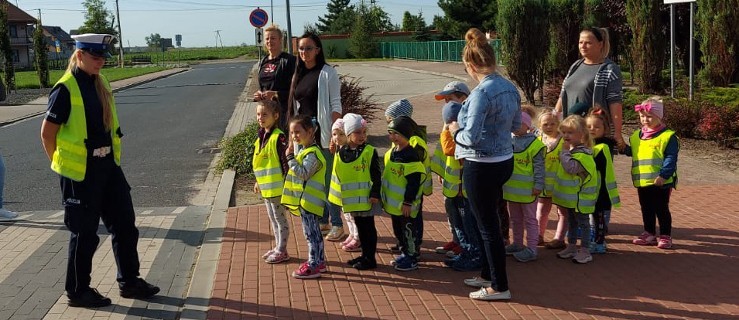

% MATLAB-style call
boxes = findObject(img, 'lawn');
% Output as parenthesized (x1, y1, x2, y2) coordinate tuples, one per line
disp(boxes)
(124, 46, 260, 64)
(14, 66, 170, 89)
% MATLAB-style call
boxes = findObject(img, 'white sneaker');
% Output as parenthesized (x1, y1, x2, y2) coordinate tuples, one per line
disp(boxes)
(469, 287, 512, 301)
(0, 208, 18, 219)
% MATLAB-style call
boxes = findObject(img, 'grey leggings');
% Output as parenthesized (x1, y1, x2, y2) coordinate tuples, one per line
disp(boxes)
(265, 197, 289, 252)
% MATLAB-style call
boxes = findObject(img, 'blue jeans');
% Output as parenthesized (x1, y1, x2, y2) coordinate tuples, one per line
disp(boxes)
(0, 154, 5, 208)
(463, 158, 513, 292)
(567, 209, 591, 249)
(445, 196, 480, 257)
(300, 209, 325, 268)
(319, 148, 342, 227)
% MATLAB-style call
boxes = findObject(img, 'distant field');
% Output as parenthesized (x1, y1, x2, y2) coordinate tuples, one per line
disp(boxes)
(124, 46, 260, 64)
(14, 66, 169, 89)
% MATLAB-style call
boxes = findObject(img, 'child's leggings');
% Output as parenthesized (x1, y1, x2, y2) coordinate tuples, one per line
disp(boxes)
(509, 201, 539, 252)
(300, 209, 325, 268)
(354, 215, 377, 262)
(537, 197, 568, 240)
(344, 212, 359, 240)
(566, 209, 591, 249)
(265, 197, 289, 252)
(638, 186, 673, 236)
(590, 209, 610, 244)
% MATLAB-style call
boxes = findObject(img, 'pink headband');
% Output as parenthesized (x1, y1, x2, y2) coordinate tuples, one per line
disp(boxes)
(635, 101, 664, 119)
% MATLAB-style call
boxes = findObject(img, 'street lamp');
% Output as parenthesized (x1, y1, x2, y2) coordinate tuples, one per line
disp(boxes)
(115, 0, 123, 67)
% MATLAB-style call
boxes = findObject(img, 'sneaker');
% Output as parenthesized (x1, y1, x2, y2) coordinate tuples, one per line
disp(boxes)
(572, 248, 593, 264)
(590, 242, 607, 254)
(469, 287, 512, 301)
(435, 241, 458, 254)
(326, 226, 345, 241)
(319, 223, 331, 236)
(292, 262, 321, 279)
(347, 256, 362, 266)
(446, 245, 463, 257)
(68, 288, 112, 308)
(443, 254, 463, 267)
(352, 257, 377, 270)
(633, 232, 657, 245)
(451, 256, 482, 272)
(393, 255, 418, 271)
(0, 208, 18, 219)
(557, 244, 578, 259)
(265, 251, 290, 264)
(341, 234, 355, 247)
(463, 277, 492, 288)
(513, 247, 537, 262)
(342, 239, 362, 252)
(537, 235, 545, 246)
(262, 249, 276, 260)
(545, 239, 566, 249)
(317, 262, 328, 273)
(119, 278, 160, 299)
(657, 235, 673, 249)
(505, 243, 525, 256)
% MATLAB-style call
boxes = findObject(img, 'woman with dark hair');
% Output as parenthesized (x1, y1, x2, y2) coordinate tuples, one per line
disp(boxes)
(448, 28, 519, 301)
(555, 27, 625, 149)
(288, 32, 344, 240)
(254, 24, 296, 129)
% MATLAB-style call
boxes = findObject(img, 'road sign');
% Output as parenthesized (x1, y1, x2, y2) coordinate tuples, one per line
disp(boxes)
(255, 28, 264, 47)
(55, 39, 61, 53)
(249, 8, 268, 28)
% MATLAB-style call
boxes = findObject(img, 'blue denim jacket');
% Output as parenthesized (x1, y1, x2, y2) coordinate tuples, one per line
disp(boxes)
(454, 73, 521, 159)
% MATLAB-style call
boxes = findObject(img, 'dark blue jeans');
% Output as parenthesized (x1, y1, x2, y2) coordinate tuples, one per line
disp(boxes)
(463, 158, 513, 292)
(445, 196, 480, 257)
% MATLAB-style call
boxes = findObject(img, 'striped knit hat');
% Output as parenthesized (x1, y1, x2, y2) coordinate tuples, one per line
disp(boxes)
(385, 99, 413, 120)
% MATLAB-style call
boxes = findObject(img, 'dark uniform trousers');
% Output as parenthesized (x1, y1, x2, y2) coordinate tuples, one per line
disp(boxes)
(61, 153, 140, 294)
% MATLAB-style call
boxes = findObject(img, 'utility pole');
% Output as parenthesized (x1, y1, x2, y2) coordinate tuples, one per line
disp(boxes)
(215, 30, 223, 48)
(115, 0, 123, 67)
(285, 0, 292, 54)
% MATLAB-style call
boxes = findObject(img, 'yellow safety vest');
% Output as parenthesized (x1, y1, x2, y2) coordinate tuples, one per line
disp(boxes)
(409, 136, 433, 196)
(541, 137, 563, 198)
(381, 148, 426, 218)
(430, 148, 465, 198)
(552, 151, 599, 214)
(281, 145, 327, 216)
(50, 72, 121, 182)
(630, 129, 678, 188)
(328, 145, 375, 212)
(503, 138, 546, 203)
(253, 128, 285, 198)
(593, 143, 621, 208)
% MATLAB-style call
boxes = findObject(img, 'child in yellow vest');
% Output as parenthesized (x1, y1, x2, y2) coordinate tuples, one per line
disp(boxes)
(621, 98, 678, 249)
(536, 108, 569, 250)
(253, 100, 291, 264)
(281, 115, 328, 279)
(382, 116, 426, 271)
(503, 111, 546, 262)
(586, 108, 621, 254)
(329, 113, 382, 270)
(553, 115, 599, 264)
(327, 119, 357, 245)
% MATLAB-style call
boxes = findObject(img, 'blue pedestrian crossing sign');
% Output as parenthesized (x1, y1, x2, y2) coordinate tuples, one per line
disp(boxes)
(249, 8, 268, 28)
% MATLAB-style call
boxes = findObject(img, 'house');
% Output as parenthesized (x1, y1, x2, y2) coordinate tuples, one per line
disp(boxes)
(40, 25, 75, 60)
(3, 1, 37, 69)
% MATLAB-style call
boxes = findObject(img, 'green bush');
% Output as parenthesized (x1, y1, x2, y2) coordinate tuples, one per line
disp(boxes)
(216, 122, 261, 178)
(622, 89, 650, 122)
(696, 104, 738, 147)
(663, 99, 702, 138)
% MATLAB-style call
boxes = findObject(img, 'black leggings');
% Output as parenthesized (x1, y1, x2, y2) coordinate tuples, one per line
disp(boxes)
(354, 216, 377, 263)
(637, 186, 673, 236)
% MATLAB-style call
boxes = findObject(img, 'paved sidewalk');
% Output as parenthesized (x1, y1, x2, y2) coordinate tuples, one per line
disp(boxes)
(209, 61, 739, 319)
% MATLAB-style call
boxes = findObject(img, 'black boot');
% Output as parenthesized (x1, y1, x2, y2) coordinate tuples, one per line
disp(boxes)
(119, 278, 160, 299)
(68, 288, 112, 308)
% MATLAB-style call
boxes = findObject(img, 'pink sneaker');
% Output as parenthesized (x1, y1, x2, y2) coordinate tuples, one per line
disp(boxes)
(265, 251, 290, 264)
(261, 249, 275, 260)
(342, 239, 362, 252)
(632, 232, 657, 245)
(317, 261, 328, 273)
(657, 235, 673, 249)
(292, 262, 321, 279)
(341, 234, 355, 247)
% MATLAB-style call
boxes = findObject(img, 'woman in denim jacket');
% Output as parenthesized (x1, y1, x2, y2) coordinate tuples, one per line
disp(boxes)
(449, 28, 521, 301)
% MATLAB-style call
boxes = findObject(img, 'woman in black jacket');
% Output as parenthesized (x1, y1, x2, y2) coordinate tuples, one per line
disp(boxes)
(254, 24, 297, 129)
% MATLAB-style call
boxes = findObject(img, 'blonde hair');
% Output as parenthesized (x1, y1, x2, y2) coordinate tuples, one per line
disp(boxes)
(560, 115, 593, 148)
(66, 49, 113, 131)
(537, 107, 560, 127)
(581, 27, 611, 60)
(463, 28, 496, 73)
(264, 24, 283, 39)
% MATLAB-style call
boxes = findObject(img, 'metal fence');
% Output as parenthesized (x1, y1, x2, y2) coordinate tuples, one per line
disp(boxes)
(379, 39, 503, 66)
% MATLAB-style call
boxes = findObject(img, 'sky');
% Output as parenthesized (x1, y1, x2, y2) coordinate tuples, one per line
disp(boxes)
(17, 0, 444, 48)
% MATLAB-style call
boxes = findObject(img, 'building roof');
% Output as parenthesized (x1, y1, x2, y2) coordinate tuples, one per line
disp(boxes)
(43, 26, 74, 42)
(5, 1, 37, 23)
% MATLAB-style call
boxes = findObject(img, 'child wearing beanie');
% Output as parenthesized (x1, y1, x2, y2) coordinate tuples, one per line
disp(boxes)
(383, 116, 426, 271)
(621, 97, 679, 249)
(325, 118, 348, 241)
(329, 113, 382, 269)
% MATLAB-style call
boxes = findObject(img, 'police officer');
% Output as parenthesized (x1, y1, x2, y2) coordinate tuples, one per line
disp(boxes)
(40, 34, 159, 308)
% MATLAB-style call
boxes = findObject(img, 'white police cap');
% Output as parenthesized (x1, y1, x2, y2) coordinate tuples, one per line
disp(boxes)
(72, 33, 115, 57)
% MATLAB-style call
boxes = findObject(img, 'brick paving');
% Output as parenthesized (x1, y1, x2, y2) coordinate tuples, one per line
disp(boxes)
(208, 61, 739, 319)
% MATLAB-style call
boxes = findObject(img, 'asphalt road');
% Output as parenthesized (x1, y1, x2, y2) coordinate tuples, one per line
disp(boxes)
(0, 61, 253, 211)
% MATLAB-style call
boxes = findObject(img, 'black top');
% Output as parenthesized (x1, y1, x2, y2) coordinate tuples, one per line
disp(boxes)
(389, 145, 423, 204)
(338, 144, 382, 199)
(45, 68, 114, 149)
(594, 136, 616, 211)
(258, 52, 296, 123)
(293, 62, 324, 118)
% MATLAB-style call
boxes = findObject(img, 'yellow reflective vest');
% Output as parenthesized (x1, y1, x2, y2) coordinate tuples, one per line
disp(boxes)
(630, 129, 678, 188)
(503, 138, 546, 203)
(430, 148, 465, 198)
(281, 145, 327, 216)
(328, 145, 375, 212)
(253, 128, 285, 198)
(409, 136, 433, 196)
(552, 150, 599, 214)
(541, 137, 563, 198)
(593, 143, 621, 208)
(381, 148, 426, 218)
(50, 72, 121, 182)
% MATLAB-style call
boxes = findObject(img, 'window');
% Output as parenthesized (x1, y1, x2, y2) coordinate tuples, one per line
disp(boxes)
(9, 25, 18, 38)
(12, 50, 19, 63)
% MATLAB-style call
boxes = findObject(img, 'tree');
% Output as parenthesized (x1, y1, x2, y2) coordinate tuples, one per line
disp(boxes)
(348, 4, 377, 58)
(437, 0, 497, 39)
(697, 0, 738, 87)
(626, 0, 667, 93)
(303, 23, 320, 36)
(33, 21, 49, 88)
(547, 0, 584, 78)
(316, 0, 355, 34)
(366, 5, 395, 33)
(145, 33, 162, 47)
(78, 0, 117, 35)
(0, 1, 14, 93)
(402, 11, 426, 32)
(584, 0, 632, 74)
(497, 0, 549, 103)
